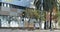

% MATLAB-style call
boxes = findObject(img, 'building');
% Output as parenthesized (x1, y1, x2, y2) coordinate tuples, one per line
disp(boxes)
(0, 0, 35, 27)
(0, 0, 35, 16)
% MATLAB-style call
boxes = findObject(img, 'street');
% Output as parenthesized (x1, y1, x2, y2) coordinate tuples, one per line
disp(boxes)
(0, 29, 60, 32)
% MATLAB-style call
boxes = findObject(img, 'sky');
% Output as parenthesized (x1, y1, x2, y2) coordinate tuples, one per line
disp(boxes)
(0, 0, 34, 8)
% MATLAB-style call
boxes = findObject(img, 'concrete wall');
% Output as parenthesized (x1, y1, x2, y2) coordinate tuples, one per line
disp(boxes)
(0, 6, 25, 16)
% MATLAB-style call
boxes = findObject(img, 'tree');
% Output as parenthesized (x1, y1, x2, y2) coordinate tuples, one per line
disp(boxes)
(25, 8, 40, 20)
(34, 0, 41, 9)
(56, 11, 60, 26)
(34, 0, 58, 29)
(33, 9, 40, 19)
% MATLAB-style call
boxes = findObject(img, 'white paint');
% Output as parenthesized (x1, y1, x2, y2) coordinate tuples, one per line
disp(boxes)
(41, 21, 44, 29)
(1, 20, 9, 27)
(35, 23, 40, 28)
(4, 3, 6, 7)
(10, 21, 19, 27)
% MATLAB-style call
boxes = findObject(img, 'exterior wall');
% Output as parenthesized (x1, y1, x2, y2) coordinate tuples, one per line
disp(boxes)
(0, 6, 25, 16)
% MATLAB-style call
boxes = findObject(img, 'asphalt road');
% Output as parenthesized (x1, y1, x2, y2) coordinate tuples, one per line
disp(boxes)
(0, 29, 60, 32)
